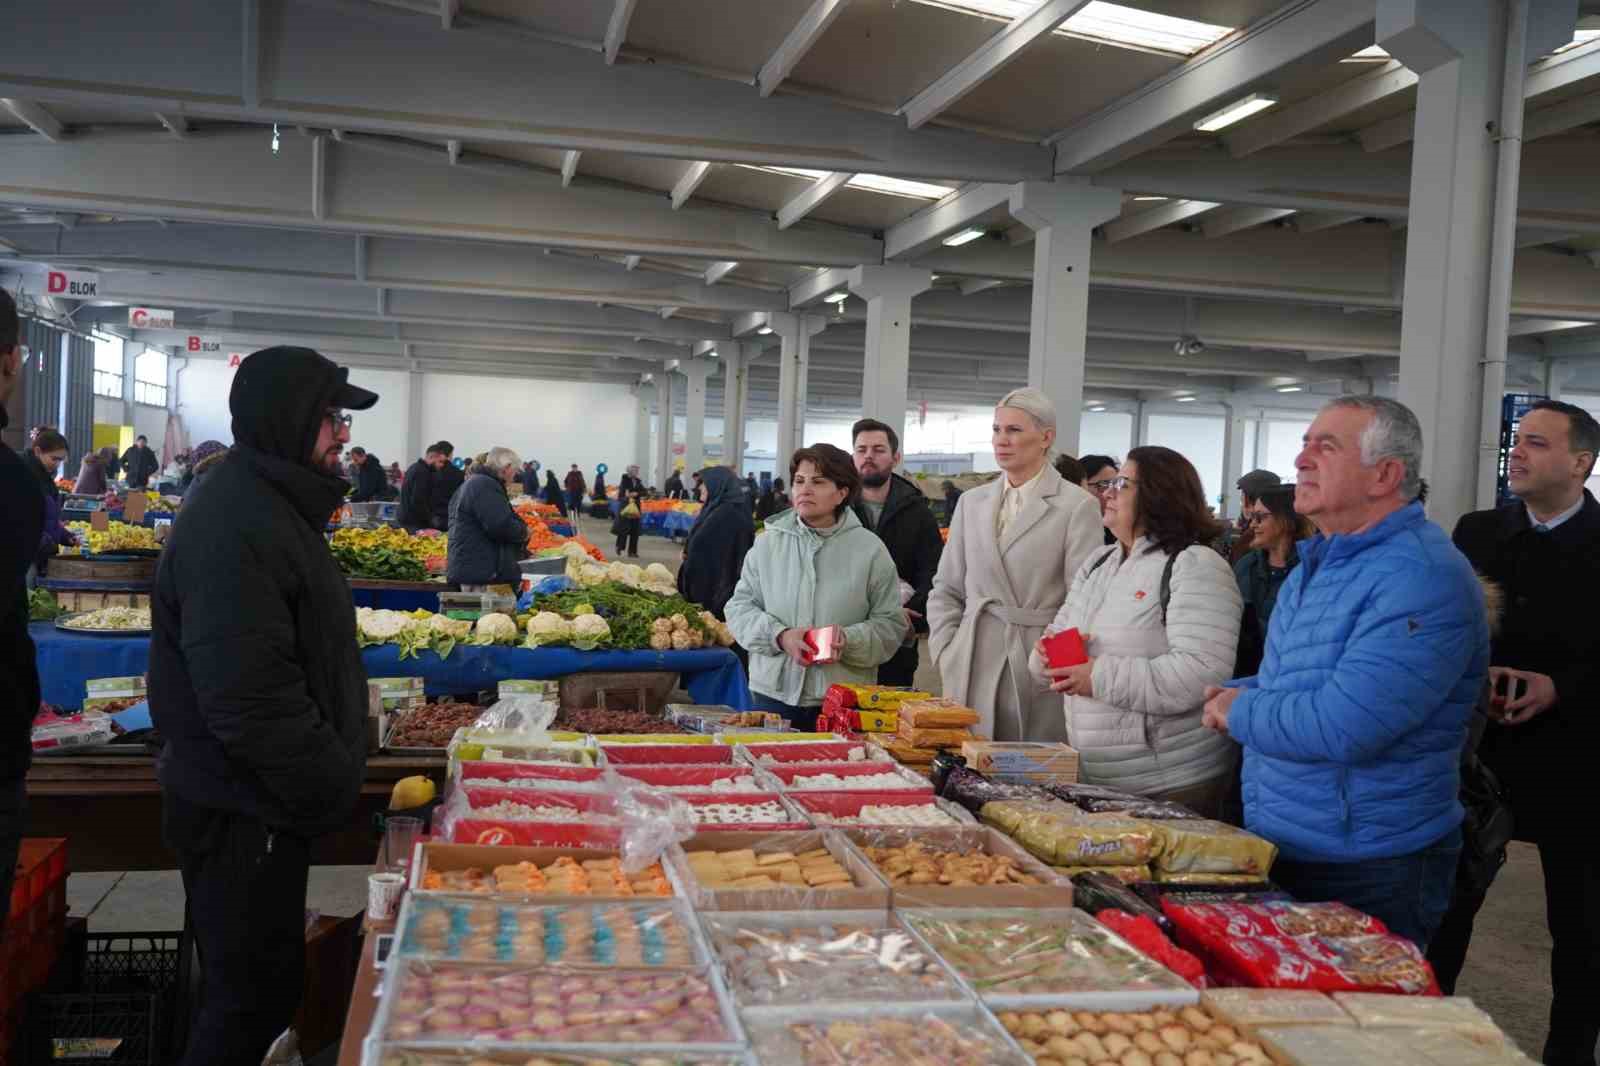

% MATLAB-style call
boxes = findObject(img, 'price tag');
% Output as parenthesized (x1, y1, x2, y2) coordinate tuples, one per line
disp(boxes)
(123, 493, 147, 523)
(90, 510, 110, 532)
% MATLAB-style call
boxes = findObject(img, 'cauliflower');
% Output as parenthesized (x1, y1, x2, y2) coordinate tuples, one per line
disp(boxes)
(669, 613, 689, 633)
(429, 614, 472, 641)
(570, 613, 611, 648)
(560, 541, 590, 561)
(649, 631, 673, 651)
(356, 608, 409, 642)
(644, 563, 673, 585)
(571, 603, 595, 616)
(526, 612, 574, 647)
(617, 563, 644, 585)
(474, 613, 519, 644)
(651, 617, 673, 636)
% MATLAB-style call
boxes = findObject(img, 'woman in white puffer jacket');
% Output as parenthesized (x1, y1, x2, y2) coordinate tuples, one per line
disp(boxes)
(1029, 446, 1243, 818)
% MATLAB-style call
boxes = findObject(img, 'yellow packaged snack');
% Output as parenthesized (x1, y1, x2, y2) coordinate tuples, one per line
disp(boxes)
(980, 800, 1157, 868)
(895, 723, 977, 749)
(1051, 863, 1152, 883)
(896, 697, 981, 728)
(843, 684, 932, 708)
(1147, 818, 1278, 878)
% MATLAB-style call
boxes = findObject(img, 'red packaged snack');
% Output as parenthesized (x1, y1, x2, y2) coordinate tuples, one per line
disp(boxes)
(1095, 909, 1207, 987)
(1042, 627, 1088, 669)
(803, 625, 844, 665)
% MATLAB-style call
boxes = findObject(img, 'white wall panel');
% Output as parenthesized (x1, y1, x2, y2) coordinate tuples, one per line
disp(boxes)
(422, 375, 638, 476)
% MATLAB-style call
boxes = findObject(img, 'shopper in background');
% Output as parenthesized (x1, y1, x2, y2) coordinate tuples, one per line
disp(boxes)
(664, 468, 685, 500)
(1053, 453, 1087, 488)
(72, 450, 108, 496)
(928, 388, 1103, 742)
(1081, 454, 1120, 546)
(592, 467, 606, 501)
(1224, 469, 1284, 562)
(744, 473, 759, 505)
(1202, 396, 1487, 950)
(98, 445, 121, 483)
(613, 465, 645, 558)
(399, 445, 438, 531)
(941, 479, 962, 526)
(726, 444, 904, 730)
(563, 463, 586, 517)
(0, 288, 42, 943)
(180, 440, 229, 493)
(120, 434, 158, 489)
(428, 441, 463, 531)
(850, 418, 943, 688)
(149, 346, 376, 1065)
(757, 477, 790, 521)
(678, 466, 756, 624)
(542, 469, 567, 517)
(346, 446, 386, 503)
(25, 429, 75, 566)
(1232, 484, 1312, 678)
(1430, 400, 1600, 1065)
(447, 447, 531, 588)
(1030, 447, 1242, 817)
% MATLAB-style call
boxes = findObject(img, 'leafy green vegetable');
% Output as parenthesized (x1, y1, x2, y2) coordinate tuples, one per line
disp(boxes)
(28, 587, 62, 621)
(530, 581, 713, 650)
(331, 542, 428, 582)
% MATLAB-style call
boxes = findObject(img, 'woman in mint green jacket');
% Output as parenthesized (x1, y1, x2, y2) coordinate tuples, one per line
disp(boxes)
(725, 444, 906, 730)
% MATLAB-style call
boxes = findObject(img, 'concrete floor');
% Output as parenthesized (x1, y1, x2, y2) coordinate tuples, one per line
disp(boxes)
(66, 514, 1578, 1060)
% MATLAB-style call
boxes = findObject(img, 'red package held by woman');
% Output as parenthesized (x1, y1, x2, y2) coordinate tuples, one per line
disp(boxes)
(1096, 909, 1207, 987)
(1042, 627, 1088, 668)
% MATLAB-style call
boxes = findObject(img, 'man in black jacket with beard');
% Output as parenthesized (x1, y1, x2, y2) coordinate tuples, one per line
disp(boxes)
(1430, 400, 1600, 1066)
(0, 289, 43, 942)
(150, 346, 377, 1065)
(850, 418, 943, 688)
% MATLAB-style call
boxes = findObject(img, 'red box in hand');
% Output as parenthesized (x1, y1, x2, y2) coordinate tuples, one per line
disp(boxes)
(802, 625, 844, 665)
(1042, 628, 1088, 669)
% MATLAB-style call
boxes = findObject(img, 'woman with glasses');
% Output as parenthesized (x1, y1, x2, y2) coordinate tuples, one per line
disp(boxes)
(927, 389, 1104, 742)
(1029, 446, 1243, 818)
(1080, 454, 1120, 546)
(1233, 484, 1313, 678)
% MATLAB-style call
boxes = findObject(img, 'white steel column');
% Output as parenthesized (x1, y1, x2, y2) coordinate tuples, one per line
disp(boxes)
(406, 368, 424, 463)
(1383, 0, 1571, 527)
(633, 384, 652, 476)
(1253, 415, 1271, 475)
(677, 358, 712, 474)
(1132, 400, 1151, 450)
(654, 372, 674, 490)
(770, 312, 826, 462)
(1009, 180, 1124, 455)
(847, 264, 932, 453)
(1220, 401, 1249, 518)
(722, 344, 754, 472)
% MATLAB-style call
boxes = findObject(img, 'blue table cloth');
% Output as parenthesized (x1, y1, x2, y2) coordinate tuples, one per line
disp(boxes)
(32, 622, 750, 711)
(545, 521, 574, 538)
(349, 586, 443, 612)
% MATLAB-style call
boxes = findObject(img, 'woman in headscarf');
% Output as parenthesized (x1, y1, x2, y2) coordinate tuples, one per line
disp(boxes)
(677, 466, 756, 623)
(542, 469, 567, 517)
(73, 451, 109, 496)
(98, 445, 121, 483)
(181, 440, 229, 493)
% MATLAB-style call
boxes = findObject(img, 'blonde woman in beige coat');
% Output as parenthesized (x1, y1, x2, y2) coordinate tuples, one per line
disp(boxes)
(927, 389, 1104, 741)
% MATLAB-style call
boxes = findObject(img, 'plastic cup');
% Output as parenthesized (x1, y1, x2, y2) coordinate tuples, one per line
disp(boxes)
(384, 815, 423, 874)
(367, 872, 405, 921)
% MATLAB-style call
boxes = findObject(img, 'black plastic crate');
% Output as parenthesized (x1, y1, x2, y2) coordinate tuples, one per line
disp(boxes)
(23, 993, 158, 1065)
(47, 931, 191, 1063)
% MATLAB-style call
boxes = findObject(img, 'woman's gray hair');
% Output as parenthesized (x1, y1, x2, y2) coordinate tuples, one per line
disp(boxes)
(482, 446, 522, 475)
(1326, 395, 1424, 501)
(996, 387, 1057, 435)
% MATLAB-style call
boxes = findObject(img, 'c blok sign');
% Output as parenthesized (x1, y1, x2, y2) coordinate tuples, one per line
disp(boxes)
(129, 307, 175, 329)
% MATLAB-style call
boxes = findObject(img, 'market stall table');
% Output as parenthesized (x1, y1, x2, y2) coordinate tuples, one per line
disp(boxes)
(347, 578, 453, 612)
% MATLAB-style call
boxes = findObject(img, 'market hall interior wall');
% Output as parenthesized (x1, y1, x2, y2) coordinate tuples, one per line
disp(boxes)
(420, 373, 639, 475)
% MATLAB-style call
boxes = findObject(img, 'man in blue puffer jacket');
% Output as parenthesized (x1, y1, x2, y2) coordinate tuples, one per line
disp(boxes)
(1203, 396, 1488, 950)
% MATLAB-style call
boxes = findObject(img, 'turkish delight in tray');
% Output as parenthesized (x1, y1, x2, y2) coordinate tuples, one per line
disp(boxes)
(676, 792, 811, 831)
(744, 1004, 1032, 1066)
(788, 791, 974, 828)
(367, 1049, 750, 1066)
(395, 896, 708, 969)
(700, 909, 968, 1009)
(900, 906, 1197, 1008)
(838, 825, 1073, 909)
(666, 830, 889, 912)
(760, 760, 931, 792)
(410, 843, 673, 899)
(735, 741, 890, 766)
(610, 765, 769, 793)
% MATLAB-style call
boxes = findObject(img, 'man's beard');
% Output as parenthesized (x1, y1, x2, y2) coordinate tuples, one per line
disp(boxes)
(861, 471, 890, 488)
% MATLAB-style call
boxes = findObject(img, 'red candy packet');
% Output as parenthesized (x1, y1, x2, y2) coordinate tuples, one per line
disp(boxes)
(1042, 628, 1088, 669)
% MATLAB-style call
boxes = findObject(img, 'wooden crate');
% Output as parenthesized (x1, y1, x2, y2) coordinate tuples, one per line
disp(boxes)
(559, 671, 680, 713)
(53, 589, 151, 613)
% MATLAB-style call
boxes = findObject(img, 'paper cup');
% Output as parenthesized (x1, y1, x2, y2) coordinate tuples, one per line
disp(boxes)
(367, 872, 406, 921)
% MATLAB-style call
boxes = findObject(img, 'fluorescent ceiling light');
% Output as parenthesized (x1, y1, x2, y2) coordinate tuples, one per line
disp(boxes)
(822, 290, 849, 303)
(910, 0, 1230, 56)
(757, 325, 773, 335)
(1175, 395, 1198, 403)
(1194, 93, 1278, 132)
(1087, 404, 1107, 412)
(737, 164, 953, 201)
(1276, 385, 1304, 393)
(943, 227, 987, 247)
(1132, 195, 1168, 201)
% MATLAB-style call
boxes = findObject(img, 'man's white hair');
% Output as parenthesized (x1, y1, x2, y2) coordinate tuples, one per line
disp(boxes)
(996, 387, 1057, 434)
(1324, 395, 1424, 501)
(483, 446, 522, 475)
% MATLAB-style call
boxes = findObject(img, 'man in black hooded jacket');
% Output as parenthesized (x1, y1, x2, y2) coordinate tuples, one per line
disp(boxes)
(0, 289, 43, 942)
(149, 346, 377, 1065)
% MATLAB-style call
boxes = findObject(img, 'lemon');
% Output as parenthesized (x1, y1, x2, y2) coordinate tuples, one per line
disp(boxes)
(389, 775, 436, 810)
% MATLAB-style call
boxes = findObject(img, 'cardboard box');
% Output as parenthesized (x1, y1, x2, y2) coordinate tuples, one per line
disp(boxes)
(497, 679, 559, 700)
(836, 825, 1075, 909)
(960, 740, 1080, 784)
(82, 675, 145, 713)
(667, 830, 890, 912)
(409, 842, 677, 899)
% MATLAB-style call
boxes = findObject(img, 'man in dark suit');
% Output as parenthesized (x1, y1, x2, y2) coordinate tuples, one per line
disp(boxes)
(1434, 400, 1600, 1066)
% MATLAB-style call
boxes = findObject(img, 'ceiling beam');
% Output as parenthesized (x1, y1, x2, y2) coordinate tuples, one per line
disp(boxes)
(704, 261, 739, 286)
(776, 171, 854, 230)
(1049, 0, 1377, 173)
(0, 0, 1050, 183)
(1224, 60, 1415, 158)
(154, 112, 189, 139)
(561, 149, 581, 187)
(603, 0, 638, 65)
(901, 0, 1090, 130)
(1103, 200, 1221, 243)
(1525, 91, 1600, 142)
(789, 267, 853, 308)
(757, 0, 852, 98)
(885, 181, 1011, 260)
(1291, 210, 1363, 233)
(2, 98, 63, 141)
(959, 278, 1006, 295)
(1200, 205, 1296, 238)
(671, 161, 713, 210)
(0, 132, 882, 266)
(1517, 227, 1579, 248)
(1358, 37, 1600, 152)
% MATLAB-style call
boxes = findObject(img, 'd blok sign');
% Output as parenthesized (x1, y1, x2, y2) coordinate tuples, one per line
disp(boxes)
(45, 269, 99, 298)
